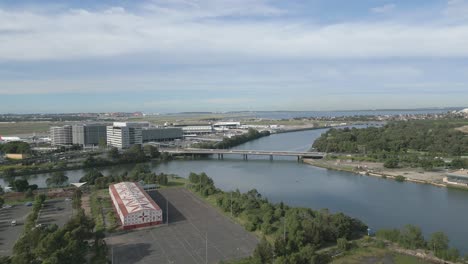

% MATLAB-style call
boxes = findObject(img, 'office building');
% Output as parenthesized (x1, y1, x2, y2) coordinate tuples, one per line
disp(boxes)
(106, 122, 148, 149)
(142, 127, 183, 142)
(72, 123, 107, 147)
(50, 125, 72, 145)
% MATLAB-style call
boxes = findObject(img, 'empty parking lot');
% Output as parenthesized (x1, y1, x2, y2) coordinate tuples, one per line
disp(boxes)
(106, 188, 258, 264)
(37, 199, 73, 228)
(0, 204, 31, 256)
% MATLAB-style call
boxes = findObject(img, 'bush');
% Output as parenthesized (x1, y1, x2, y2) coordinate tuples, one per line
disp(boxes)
(394, 175, 406, 182)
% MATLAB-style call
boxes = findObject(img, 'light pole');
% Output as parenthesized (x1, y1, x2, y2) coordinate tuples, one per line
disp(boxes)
(205, 232, 208, 264)
(230, 192, 233, 217)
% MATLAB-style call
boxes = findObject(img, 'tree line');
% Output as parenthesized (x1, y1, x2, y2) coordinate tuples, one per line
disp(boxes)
(2, 190, 108, 264)
(187, 172, 368, 264)
(376, 226, 460, 262)
(313, 120, 468, 169)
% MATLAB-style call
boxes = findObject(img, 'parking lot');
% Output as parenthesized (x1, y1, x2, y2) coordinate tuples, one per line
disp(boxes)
(37, 198, 73, 228)
(0, 204, 31, 256)
(107, 188, 259, 264)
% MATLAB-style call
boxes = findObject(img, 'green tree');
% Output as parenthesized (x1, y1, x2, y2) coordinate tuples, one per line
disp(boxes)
(399, 224, 426, 249)
(337, 237, 349, 251)
(384, 158, 399, 168)
(98, 138, 107, 149)
(429, 232, 449, 253)
(80, 169, 103, 185)
(253, 238, 273, 264)
(0, 196, 4, 208)
(144, 145, 160, 158)
(46, 171, 69, 187)
(12, 179, 29, 192)
(107, 147, 120, 160)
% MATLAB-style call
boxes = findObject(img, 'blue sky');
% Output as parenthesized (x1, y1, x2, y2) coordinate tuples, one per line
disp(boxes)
(1, 0, 468, 113)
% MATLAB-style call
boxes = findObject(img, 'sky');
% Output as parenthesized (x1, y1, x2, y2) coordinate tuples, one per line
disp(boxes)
(1, 0, 468, 113)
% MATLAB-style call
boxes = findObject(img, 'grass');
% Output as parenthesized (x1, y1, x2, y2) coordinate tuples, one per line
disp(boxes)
(332, 246, 432, 264)
(0, 122, 60, 135)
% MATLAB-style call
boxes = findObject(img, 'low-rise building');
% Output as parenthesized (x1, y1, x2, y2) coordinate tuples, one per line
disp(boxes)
(109, 182, 163, 229)
(181, 125, 214, 135)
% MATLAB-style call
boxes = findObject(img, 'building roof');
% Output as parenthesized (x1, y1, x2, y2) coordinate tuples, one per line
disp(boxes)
(109, 182, 161, 216)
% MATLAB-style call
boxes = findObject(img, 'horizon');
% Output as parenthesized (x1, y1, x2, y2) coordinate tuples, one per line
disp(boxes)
(1, 0, 468, 112)
(0, 106, 465, 116)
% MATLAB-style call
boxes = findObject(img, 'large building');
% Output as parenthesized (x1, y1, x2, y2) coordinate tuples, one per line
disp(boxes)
(50, 125, 72, 145)
(72, 123, 107, 147)
(109, 182, 163, 229)
(181, 125, 214, 135)
(142, 127, 183, 142)
(106, 122, 148, 149)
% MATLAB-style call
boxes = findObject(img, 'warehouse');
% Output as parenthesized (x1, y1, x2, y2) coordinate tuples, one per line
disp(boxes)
(109, 182, 163, 229)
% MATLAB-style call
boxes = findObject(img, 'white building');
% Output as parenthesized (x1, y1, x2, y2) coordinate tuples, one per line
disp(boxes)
(50, 125, 73, 145)
(181, 125, 214, 135)
(109, 182, 163, 229)
(106, 122, 148, 149)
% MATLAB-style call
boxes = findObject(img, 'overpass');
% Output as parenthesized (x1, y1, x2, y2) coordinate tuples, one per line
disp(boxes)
(160, 148, 325, 161)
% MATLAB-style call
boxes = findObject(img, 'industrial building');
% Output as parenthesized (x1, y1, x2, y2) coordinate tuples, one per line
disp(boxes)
(109, 182, 163, 229)
(50, 125, 72, 145)
(142, 127, 183, 142)
(213, 122, 241, 129)
(181, 125, 214, 135)
(72, 123, 107, 147)
(106, 122, 148, 149)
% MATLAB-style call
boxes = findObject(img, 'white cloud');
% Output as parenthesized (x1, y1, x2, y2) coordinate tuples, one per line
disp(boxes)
(444, 0, 468, 20)
(1, 1, 468, 62)
(371, 4, 396, 14)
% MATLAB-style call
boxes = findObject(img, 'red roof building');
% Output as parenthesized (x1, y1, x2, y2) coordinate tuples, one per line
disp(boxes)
(109, 182, 163, 229)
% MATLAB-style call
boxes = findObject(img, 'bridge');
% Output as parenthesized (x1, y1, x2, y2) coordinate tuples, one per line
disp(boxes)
(160, 148, 325, 161)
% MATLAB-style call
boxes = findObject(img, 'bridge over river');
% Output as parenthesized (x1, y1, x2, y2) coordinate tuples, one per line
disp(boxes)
(160, 148, 325, 161)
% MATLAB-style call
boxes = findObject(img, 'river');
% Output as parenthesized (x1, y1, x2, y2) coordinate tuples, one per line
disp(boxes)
(2, 128, 468, 253)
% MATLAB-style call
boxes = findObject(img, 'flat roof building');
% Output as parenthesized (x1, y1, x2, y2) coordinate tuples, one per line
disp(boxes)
(72, 123, 107, 147)
(182, 125, 214, 135)
(142, 127, 183, 142)
(107, 122, 147, 149)
(109, 182, 163, 229)
(50, 125, 72, 145)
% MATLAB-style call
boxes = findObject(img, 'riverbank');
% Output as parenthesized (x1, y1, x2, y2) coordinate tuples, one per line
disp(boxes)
(303, 158, 452, 189)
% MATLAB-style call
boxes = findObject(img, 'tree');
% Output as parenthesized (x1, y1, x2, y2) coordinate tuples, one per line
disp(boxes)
(399, 224, 426, 249)
(429, 232, 449, 253)
(12, 179, 30, 192)
(253, 238, 273, 264)
(384, 158, 399, 168)
(46, 171, 69, 187)
(98, 138, 107, 149)
(0, 185, 4, 195)
(0, 196, 4, 208)
(80, 169, 103, 185)
(144, 145, 160, 158)
(107, 147, 119, 160)
(337, 237, 349, 251)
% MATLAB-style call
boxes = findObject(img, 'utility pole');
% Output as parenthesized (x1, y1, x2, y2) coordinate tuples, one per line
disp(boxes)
(205, 232, 208, 264)
(166, 198, 169, 225)
(230, 192, 233, 217)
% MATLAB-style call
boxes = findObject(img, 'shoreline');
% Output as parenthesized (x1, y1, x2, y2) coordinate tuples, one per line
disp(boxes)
(303, 159, 453, 189)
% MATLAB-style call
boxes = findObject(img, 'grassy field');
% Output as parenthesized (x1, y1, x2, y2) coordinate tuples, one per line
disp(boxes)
(0, 122, 60, 135)
(332, 247, 432, 264)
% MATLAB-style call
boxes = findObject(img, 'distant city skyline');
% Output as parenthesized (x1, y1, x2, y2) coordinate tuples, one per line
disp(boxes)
(1, 0, 468, 113)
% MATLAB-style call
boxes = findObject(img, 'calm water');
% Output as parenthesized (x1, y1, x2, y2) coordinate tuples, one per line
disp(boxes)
(2, 128, 468, 253)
